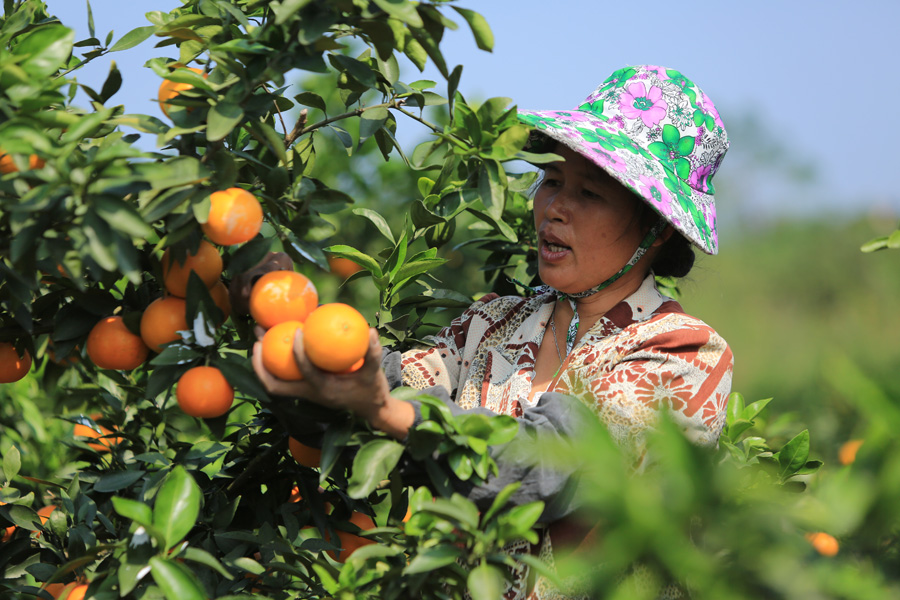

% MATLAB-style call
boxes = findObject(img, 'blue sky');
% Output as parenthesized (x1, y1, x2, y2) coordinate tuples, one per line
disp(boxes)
(48, 0, 900, 225)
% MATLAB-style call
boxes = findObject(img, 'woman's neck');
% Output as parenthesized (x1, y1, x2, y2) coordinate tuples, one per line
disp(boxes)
(554, 270, 647, 334)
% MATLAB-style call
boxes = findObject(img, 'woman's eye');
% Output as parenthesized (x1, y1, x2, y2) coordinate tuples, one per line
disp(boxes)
(583, 188, 602, 199)
(541, 178, 561, 188)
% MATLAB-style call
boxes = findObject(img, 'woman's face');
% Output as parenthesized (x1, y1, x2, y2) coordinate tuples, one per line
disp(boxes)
(533, 144, 649, 294)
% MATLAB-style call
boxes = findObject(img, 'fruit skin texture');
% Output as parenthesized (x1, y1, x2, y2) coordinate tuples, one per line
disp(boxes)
(158, 66, 203, 117)
(0, 150, 44, 174)
(210, 280, 232, 323)
(289, 436, 322, 468)
(0, 342, 32, 383)
(140, 296, 189, 353)
(162, 240, 223, 298)
(303, 303, 369, 373)
(202, 187, 264, 246)
(262, 321, 305, 381)
(176, 366, 234, 418)
(327, 512, 376, 562)
(806, 531, 839, 556)
(249, 270, 318, 330)
(86, 317, 149, 370)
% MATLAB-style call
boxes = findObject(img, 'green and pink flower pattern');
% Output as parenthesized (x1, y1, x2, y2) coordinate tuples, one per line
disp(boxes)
(518, 65, 730, 255)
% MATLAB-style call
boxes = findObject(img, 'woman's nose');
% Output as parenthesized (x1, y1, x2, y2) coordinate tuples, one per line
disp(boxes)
(543, 189, 572, 222)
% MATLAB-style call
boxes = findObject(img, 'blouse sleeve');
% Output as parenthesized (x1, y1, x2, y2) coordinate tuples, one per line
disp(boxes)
(575, 313, 733, 471)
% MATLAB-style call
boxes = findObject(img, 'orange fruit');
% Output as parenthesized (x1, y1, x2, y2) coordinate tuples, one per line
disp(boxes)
(289, 436, 322, 468)
(140, 296, 188, 353)
(58, 583, 87, 600)
(261, 321, 304, 381)
(328, 256, 363, 279)
(327, 512, 376, 562)
(176, 366, 234, 418)
(302, 303, 369, 373)
(0, 342, 32, 383)
(158, 66, 204, 117)
(289, 485, 303, 503)
(201, 187, 264, 246)
(34, 504, 58, 537)
(73, 414, 122, 452)
(86, 316, 149, 370)
(806, 531, 839, 557)
(41, 582, 70, 598)
(210, 280, 232, 323)
(162, 240, 223, 298)
(249, 270, 318, 330)
(839, 439, 864, 465)
(0, 150, 44, 174)
(1, 524, 14, 543)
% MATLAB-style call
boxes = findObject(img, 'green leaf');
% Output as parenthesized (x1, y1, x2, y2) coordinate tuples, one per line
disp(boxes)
(393, 257, 447, 284)
(482, 482, 522, 524)
(351, 208, 395, 244)
(153, 465, 201, 550)
(359, 106, 389, 146)
(478, 159, 506, 219)
(95, 470, 147, 493)
(99, 60, 123, 103)
(109, 25, 156, 52)
(323, 244, 384, 278)
(503, 501, 544, 534)
(451, 7, 494, 51)
(371, 0, 424, 27)
(741, 398, 772, 422)
(14, 25, 75, 78)
(2, 445, 21, 483)
(94, 196, 153, 238)
(347, 439, 405, 499)
(423, 495, 480, 529)
(182, 547, 233, 579)
(112, 496, 153, 527)
(207, 101, 244, 142)
(467, 564, 506, 600)
(726, 392, 744, 426)
(404, 545, 464, 575)
(149, 556, 207, 600)
(776, 429, 810, 480)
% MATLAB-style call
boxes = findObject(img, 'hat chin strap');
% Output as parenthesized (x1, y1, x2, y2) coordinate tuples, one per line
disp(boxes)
(548, 218, 666, 356)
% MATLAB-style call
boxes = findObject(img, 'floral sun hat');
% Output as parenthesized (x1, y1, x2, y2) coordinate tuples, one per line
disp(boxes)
(518, 65, 729, 255)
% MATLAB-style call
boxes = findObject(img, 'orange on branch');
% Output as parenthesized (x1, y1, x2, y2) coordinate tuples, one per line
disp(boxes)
(0, 150, 44, 174)
(327, 256, 363, 279)
(806, 531, 839, 556)
(58, 583, 87, 600)
(176, 366, 234, 418)
(86, 316, 149, 371)
(202, 187, 264, 246)
(210, 280, 232, 323)
(249, 270, 318, 329)
(838, 439, 864, 465)
(327, 512, 376, 562)
(73, 414, 122, 452)
(0, 342, 32, 383)
(261, 321, 304, 381)
(162, 240, 223, 298)
(158, 66, 204, 117)
(140, 296, 188, 353)
(288, 436, 322, 468)
(303, 303, 369, 373)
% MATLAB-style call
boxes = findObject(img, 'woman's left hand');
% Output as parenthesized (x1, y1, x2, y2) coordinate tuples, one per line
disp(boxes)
(251, 327, 415, 439)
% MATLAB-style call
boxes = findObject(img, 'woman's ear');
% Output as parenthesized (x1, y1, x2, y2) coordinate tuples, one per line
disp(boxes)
(651, 225, 674, 247)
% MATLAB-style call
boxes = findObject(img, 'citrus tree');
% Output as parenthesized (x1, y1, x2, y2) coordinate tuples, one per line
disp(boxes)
(5, 2, 900, 600)
(0, 1, 547, 598)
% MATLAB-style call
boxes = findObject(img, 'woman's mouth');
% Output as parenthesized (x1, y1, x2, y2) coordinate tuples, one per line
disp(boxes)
(540, 239, 571, 262)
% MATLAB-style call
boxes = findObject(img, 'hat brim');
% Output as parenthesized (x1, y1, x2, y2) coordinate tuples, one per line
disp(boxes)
(518, 109, 718, 255)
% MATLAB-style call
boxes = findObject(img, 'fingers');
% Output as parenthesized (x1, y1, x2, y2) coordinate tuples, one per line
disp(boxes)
(252, 341, 311, 398)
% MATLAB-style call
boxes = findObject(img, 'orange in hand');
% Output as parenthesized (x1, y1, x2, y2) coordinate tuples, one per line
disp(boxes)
(202, 187, 264, 246)
(249, 270, 318, 330)
(158, 66, 204, 117)
(162, 240, 223, 298)
(86, 316, 149, 371)
(176, 365, 234, 418)
(0, 342, 32, 383)
(289, 436, 322, 468)
(303, 303, 369, 373)
(261, 321, 304, 381)
(140, 296, 189, 353)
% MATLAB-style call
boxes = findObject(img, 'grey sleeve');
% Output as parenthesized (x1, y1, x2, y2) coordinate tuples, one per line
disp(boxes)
(385, 349, 592, 523)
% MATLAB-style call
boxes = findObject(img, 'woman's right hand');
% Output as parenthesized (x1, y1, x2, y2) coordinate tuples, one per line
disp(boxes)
(228, 251, 294, 316)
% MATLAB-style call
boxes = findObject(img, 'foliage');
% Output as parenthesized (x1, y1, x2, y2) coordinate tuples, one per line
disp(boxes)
(3, 1, 900, 599)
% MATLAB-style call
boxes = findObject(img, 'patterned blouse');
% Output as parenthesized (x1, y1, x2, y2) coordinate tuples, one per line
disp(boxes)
(399, 274, 733, 599)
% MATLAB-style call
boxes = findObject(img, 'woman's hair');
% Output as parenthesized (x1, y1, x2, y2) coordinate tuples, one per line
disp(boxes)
(636, 201, 695, 278)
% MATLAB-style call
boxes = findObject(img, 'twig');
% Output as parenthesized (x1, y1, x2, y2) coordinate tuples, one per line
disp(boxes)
(284, 108, 308, 148)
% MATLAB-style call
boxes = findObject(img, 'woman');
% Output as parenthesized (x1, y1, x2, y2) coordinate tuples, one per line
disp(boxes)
(245, 64, 733, 599)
